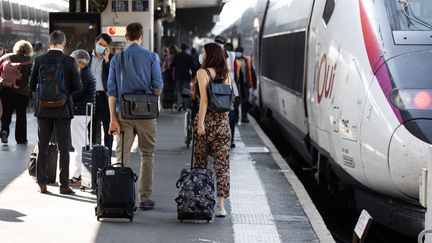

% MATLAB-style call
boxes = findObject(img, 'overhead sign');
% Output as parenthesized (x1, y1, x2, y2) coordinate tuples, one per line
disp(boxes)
(103, 26, 127, 37)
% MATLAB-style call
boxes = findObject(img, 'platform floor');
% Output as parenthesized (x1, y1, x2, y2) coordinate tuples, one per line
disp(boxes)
(0, 111, 334, 243)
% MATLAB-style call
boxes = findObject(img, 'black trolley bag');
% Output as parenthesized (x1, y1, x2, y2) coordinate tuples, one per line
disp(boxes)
(81, 103, 110, 193)
(95, 132, 137, 222)
(175, 128, 216, 223)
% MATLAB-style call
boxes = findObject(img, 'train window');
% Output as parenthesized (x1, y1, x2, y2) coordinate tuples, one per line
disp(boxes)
(322, 0, 335, 25)
(20, 5, 28, 20)
(28, 7, 35, 22)
(261, 32, 306, 94)
(2, 0, 11, 21)
(42, 11, 48, 23)
(11, 2, 19, 21)
(35, 8, 42, 23)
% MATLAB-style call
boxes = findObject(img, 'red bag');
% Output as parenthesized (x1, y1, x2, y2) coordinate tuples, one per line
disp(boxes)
(0, 58, 32, 88)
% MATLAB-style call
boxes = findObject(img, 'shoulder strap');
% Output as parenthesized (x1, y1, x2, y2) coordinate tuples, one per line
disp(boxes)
(204, 68, 213, 83)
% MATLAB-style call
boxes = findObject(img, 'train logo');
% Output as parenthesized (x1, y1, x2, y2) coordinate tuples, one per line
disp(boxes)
(316, 54, 337, 104)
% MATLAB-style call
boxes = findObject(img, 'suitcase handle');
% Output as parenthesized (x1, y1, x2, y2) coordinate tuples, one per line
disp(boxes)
(85, 102, 94, 148)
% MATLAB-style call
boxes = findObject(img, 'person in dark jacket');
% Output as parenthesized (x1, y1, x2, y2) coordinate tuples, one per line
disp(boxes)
(89, 33, 114, 154)
(0, 40, 33, 144)
(170, 43, 195, 111)
(29, 30, 83, 194)
(69, 49, 96, 185)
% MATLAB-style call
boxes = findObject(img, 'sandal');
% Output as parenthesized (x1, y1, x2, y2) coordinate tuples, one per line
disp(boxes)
(69, 176, 81, 185)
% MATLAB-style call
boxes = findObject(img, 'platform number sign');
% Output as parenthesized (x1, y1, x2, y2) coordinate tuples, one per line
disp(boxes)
(112, 0, 128, 12)
(132, 0, 148, 12)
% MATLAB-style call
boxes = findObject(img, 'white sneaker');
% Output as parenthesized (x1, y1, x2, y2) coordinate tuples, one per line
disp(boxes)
(215, 206, 227, 217)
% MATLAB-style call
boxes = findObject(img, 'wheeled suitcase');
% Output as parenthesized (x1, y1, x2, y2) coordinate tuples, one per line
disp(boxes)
(95, 132, 137, 222)
(81, 103, 110, 193)
(28, 143, 58, 183)
(175, 128, 215, 223)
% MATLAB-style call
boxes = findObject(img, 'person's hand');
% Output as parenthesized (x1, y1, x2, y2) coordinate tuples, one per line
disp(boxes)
(109, 118, 120, 135)
(104, 47, 111, 62)
(197, 124, 206, 136)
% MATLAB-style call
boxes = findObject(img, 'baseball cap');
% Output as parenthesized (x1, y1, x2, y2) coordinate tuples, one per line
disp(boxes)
(214, 35, 227, 45)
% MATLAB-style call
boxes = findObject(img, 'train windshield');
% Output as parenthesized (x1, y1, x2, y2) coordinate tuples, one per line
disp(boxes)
(386, 0, 432, 31)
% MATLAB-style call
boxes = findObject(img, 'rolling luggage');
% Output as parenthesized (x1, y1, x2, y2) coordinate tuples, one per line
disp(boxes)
(81, 103, 110, 193)
(95, 132, 137, 222)
(28, 142, 58, 183)
(175, 131, 215, 223)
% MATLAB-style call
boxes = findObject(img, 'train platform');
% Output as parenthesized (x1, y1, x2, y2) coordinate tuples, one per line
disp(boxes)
(0, 111, 334, 243)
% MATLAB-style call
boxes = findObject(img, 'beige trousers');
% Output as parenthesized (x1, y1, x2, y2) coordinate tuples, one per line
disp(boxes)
(116, 112, 156, 202)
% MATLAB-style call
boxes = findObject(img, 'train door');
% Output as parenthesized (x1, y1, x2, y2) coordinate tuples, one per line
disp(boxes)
(307, 0, 368, 184)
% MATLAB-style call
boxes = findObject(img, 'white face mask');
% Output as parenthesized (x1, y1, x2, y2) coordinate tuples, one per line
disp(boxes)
(95, 43, 106, 54)
(235, 52, 243, 58)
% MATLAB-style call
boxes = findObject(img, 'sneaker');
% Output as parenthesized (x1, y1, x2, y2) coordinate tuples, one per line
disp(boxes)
(1, 131, 8, 144)
(59, 186, 74, 194)
(215, 206, 227, 217)
(139, 199, 155, 210)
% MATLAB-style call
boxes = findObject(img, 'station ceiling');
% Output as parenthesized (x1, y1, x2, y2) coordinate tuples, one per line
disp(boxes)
(175, 0, 222, 9)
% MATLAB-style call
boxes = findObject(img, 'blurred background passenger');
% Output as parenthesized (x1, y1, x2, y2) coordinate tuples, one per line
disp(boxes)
(0, 40, 33, 144)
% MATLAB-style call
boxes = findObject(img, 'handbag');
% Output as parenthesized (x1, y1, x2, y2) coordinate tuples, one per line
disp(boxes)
(119, 52, 159, 119)
(204, 69, 233, 113)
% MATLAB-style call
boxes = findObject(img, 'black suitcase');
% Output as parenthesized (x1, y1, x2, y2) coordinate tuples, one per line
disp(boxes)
(28, 143, 58, 183)
(175, 129, 215, 223)
(95, 132, 137, 222)
(81, 103, 110, 193)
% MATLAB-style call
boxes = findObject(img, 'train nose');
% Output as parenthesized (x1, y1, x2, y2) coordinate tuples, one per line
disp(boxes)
(388, 120, 431, 199)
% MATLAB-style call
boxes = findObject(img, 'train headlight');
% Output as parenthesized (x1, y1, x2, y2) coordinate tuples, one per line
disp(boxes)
(391, 89, 432, 110)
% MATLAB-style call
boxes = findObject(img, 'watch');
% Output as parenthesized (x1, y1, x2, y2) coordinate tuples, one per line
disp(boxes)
(89, 0, 109, 13)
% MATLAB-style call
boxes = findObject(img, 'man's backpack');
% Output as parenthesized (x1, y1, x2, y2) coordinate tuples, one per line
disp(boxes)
(0, 58, 32, 88)
(37, 56, 67, 108)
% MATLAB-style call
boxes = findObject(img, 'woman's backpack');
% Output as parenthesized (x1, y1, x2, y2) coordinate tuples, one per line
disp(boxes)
(204, 69, 233, 113)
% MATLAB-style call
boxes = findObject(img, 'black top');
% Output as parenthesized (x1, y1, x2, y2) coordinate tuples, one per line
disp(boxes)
(171, 51, 195, 81)
(29, 50, 82, 119)
(72, 66, 96, 116)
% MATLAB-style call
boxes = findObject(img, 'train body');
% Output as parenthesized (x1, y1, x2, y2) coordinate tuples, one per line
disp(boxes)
(0, 0, 68, 49)
(223, 0, 432, 236)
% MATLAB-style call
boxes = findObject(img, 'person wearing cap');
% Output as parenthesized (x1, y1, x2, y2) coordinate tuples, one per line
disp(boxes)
(170, 43, 195, 111)
(69, 49, 96, 185)
(214, 35, 240, 147)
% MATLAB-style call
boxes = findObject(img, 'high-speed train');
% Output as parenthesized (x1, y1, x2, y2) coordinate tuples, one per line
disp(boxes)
(222, 0, 432, 236)
(0, 0, 68, 49)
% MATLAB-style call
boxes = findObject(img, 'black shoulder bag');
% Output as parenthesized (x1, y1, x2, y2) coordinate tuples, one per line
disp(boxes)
(120, 52, 159, 119)
(205, 69, 233, 113)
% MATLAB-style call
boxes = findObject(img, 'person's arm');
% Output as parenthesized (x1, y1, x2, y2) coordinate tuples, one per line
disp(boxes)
(107, 55, 120, 135)
(28, 57, 40, 92)
(196, 69, 209, 136)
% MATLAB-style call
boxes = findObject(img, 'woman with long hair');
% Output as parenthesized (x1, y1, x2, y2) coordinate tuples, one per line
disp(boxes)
(193, 42, 231, 217)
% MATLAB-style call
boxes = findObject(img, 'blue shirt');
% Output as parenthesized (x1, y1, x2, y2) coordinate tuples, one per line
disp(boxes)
(107, 43, 163, 108)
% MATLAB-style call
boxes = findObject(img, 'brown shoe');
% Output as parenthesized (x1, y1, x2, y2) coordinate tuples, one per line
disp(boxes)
(38, 183, 47, 194)
(59, 186, 74, 194)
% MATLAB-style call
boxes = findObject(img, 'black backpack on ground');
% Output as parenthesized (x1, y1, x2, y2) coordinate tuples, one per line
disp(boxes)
(175, 132, 215, 223)
(37, 56, 67, 108)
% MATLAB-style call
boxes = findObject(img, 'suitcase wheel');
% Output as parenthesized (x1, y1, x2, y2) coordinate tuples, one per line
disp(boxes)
(96, 216, 100, 221)
(80, 186, 85, 192)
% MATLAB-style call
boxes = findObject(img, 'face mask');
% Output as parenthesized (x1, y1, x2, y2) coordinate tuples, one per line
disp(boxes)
(199, 53, 204, 64)
(0, 49, 3, 56)
(95, 43, 105, 54)
(235, 52, 243, 58)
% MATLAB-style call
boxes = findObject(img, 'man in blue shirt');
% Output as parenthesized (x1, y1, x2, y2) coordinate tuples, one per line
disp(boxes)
(107, 22, 163, 210)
